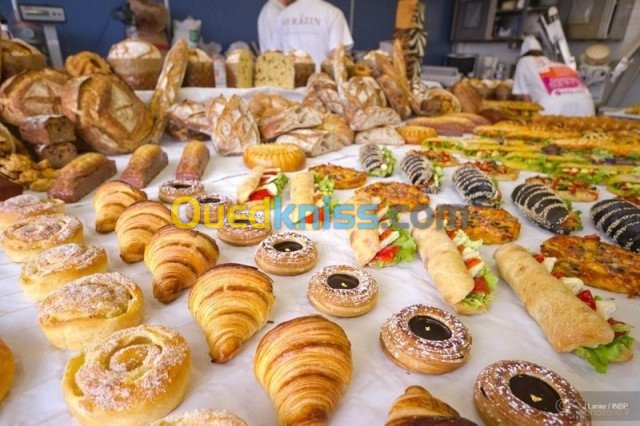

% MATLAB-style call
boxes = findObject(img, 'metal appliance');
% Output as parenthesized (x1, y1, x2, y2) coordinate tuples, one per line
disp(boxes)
(17, 4, 65, 68)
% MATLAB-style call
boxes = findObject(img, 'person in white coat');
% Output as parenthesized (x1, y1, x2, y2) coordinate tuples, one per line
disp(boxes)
(272, 0, 353, 68)
(513, 36, 594, 116)
(258, 0, 290, 52)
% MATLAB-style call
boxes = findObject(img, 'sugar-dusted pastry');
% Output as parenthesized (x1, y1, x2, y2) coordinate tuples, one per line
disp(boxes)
(20, 243, 108, 301)
(386, 386, 476, 426)
(255, 232, 318, 275)
(0, 339, 15, 404)
(254, 315, 352, 425)
(145, 226, 219, 303)
(380, 304, 472, 374)
(189, 264, 274, 362)
(62, 325, 191, 425)
(93, 180, 147, 233)
(158, 179, 205, 204)
(307, 265, 378, 317)
(2, 214, 83, 263)
(115, 200, 173, 263)
(474, 360, 591, 426)
(150, 409, 247, 426)
(47, 153, 117, 202)
(217, 210, 272, 246)
(38, 272, 144, 350)
(185, 193, 231, 224)
(0, 194, 64, 230)
(120, 144, 168, 189)
(175, 140, 210, 181)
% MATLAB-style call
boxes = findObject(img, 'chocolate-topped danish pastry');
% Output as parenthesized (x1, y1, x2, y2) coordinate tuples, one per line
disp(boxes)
(255, 232, 318, 275)
(380, 304, 472, 374)
(185, 193, 231, 224)
(307, 265, 378, 317)
(217, 210, 272, 246)
(453, 163, 502, 207)
(474, 360, 591, 426)
(512, 182, 582, 235)
(591, 198, 640, 253)
(158, 179, 204, 204)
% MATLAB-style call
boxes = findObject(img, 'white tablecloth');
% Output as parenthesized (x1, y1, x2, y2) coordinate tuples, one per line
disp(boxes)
(1, 92, 638, 425)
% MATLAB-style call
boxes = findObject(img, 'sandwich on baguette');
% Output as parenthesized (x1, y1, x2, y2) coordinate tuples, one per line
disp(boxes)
(349, 194, 416, 267)
(289, 171, 335, 227)
(236, 165, 289, 205)
(494, 244, 635, 373)
(412, 226, 498, 315)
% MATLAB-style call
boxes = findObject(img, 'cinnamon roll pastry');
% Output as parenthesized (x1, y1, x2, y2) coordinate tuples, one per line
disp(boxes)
(217, 210, 272, 246)
(158, 179, 205, 204)
(38, 272, 144, 350)
(144, 226, 219, 303)
(0, 339, 15, 404)
(254, 315, 352, 426)
(2, 214, 84, 262)
(93, 180, 147, 233)
(20, 243, 108, 301)
(115, 200, 173, 263)
(0, 194, 64, 230)
(307, 265, 378, 317)
(175, 140, 210, 181)
(185, 193, 231, 224)
(150, 409, 247, 426)
(254, 232, 318, 276)
(380, 304, 472, 374)
(386, 386, 476, 426)
(474, 360, 591, 426)
(189, 264, 275, 363)
(62, 324, 191, 426)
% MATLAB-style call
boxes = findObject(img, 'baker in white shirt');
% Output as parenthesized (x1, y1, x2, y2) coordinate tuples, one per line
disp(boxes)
(273, 0, 354, 69)
(258, 0, 288, 52)
(513, 36, 594, 117)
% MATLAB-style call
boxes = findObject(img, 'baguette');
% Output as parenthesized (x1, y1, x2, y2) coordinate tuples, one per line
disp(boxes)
(493, 243, 614, 352)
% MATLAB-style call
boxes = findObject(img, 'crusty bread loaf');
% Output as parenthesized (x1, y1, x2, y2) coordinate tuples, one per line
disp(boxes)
(107, 39, 162, 90)
(0, 69, 71, 126)
(207, 95, 260, 156)
(276, 129, 342, 157)
(33, 142, 78, 169)
(355, 126, 405, 146)
(0, 39, 46, 81)
(259, 106, 323, 140)
(48, 153, 117, 202)
(18, 115, 75, 145)
(225, 49, 254, 88)
(65, 51, 112, 77)
(166, 100, 210, 141)
(254, 51, 294, 89)
(183, 48, 214, 87)
(288, 50, 315, 88)
(61, 74, 153, 154)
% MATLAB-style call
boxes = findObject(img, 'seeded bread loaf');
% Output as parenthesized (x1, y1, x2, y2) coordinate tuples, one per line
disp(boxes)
(226, 49, 254, 88)
(254, 51, 294, 89)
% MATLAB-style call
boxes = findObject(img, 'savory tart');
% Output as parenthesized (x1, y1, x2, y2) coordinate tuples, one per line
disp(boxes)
(469, 160, 518, 181)
(355, 182, 430, 211)
(308, 164, 366, 189)
(438, 204, 521, 245)
(406, 149, 459, 167)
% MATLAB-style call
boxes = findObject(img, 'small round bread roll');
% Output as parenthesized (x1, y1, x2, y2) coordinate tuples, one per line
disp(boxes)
(150, 409, 247, 426)
(0, 339, 15, 404)
(38, 272, 143, 350)
(1, 214, 84, 263)
(62, 325, 191, 425)
(20, 243, 108, 301)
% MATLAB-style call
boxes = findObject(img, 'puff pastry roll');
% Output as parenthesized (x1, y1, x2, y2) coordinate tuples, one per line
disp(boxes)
(189, 264, 274, 363)
(38, 272, 144, 350)
(254, 315, 352, 425)
(93, 180, 147, 233)
(144, 226, 219, 303)
(62, 324, 191, 425)
(114, 200, 173, 263)
(386, 386, 475, 426)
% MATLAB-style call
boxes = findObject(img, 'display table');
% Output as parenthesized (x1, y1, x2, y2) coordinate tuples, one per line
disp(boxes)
(1, 96, 638, 425)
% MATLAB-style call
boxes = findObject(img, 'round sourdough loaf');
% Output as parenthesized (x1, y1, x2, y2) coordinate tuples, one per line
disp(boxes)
(61, 74, 153, 154)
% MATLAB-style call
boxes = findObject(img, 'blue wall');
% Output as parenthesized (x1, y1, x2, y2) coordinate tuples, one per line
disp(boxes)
(0, 0, 452, 65)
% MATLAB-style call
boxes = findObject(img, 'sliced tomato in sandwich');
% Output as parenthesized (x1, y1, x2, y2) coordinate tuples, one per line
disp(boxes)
(372, 245, 399, 264)
(304, 209, 325, 224)
(249, 189, 272, 201)
(473, 277, 489, 294)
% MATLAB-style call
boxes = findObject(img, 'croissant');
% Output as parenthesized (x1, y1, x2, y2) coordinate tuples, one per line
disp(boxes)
(189, 263, 274, 363)
(386, 386, 476, 426)
(254, 315, 352, 425)
(145, 226, 219, 303)
(115, 200, 173, 263)
(93, 180, 147, 233)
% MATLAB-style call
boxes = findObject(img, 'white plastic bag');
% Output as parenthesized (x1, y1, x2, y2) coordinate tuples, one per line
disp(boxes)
(172, 16, 201, 47)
